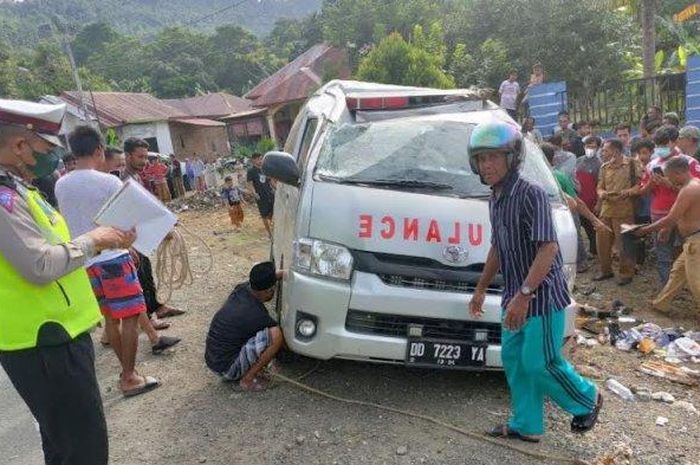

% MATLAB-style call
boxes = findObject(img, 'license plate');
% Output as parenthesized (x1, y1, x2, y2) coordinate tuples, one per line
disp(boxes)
(405, 338, 487, 369)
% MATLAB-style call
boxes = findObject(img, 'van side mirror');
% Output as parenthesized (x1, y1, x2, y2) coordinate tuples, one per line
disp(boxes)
(262, 151, 300, 186)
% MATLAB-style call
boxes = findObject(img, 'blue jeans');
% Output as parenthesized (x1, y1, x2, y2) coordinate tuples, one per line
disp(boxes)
(652, 213, 681, 286)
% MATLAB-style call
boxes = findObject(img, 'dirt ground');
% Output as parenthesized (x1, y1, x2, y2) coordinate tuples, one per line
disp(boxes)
(4, 205, 700, 465)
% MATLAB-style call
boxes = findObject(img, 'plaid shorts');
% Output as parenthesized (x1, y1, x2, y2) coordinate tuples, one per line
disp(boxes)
(222, 328, 271, 381)
(87, 254, 147, 320)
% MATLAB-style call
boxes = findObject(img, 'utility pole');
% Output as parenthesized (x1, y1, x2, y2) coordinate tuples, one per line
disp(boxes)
(49, 16, 93, 126)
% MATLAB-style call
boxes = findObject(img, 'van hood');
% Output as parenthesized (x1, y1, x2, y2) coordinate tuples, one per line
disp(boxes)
(308, 182, 577, 267)
(309, 182, 493, 267)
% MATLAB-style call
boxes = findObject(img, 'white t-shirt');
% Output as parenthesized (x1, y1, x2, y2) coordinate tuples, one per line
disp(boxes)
(55, 169, 129, 267)
(499, 80, 520, 110)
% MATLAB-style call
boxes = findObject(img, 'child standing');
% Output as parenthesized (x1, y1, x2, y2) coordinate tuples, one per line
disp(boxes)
(221, 176, 245, 231)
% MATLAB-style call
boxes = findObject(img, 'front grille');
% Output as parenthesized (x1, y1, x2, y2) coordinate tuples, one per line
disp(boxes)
(345, 310, 502, 344)
(378, 274, 502, 295)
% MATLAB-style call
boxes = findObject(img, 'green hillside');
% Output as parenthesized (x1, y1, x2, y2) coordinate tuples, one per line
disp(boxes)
(0, 0, 320, 46)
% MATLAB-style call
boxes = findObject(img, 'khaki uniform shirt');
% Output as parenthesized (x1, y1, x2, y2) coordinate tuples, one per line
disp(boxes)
(597, 157, 643, 219)
(0, 167, 95, 285)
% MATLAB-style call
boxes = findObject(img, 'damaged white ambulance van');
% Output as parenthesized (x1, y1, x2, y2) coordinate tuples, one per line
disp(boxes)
(263, 80, 577, 370)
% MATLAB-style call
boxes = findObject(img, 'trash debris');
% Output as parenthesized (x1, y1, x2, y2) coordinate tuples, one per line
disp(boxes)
(615, 327, 642, 351)
(672, 400, 698, 414)
(639, 361, 699, 386)
(605, 379, 635, 401)
(168, 190, 225, 213)
(651, 391, 675, 403)
(578, 301, 631, 319)
(638, 337, 656, 354)
(593, 442, 634, 465)
(576, 332, 600, 347)
(611, 299, 632, 315)
(631, 386, 652, 402)
(578, 285, 597, 296)
(666, 337, 700, 361)
(655, 416, 669, 427)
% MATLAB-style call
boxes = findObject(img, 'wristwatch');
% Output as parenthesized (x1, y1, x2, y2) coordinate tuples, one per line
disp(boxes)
(519, 285, 534, 298)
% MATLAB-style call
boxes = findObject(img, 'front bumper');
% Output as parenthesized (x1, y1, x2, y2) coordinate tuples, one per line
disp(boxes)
(280, 270, 576, 369)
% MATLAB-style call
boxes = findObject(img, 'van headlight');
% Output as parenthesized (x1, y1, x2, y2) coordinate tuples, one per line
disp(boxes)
(562, 264, 576, 292)
(293, 238, 354, 281)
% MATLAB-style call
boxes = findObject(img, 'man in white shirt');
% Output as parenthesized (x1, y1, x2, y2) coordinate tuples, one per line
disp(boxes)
(56, 126, 176, 397)
(498, 69, 521, 120)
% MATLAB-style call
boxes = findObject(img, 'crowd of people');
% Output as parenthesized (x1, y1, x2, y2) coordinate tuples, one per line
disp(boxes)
(517, 102, 700, 321)
(4, 78, 700, 462)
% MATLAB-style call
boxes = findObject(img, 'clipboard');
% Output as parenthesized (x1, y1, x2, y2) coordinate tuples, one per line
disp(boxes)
(94, 179, 177, 255)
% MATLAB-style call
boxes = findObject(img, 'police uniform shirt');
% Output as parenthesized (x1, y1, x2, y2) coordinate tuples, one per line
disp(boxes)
(0, 167, 96, 284)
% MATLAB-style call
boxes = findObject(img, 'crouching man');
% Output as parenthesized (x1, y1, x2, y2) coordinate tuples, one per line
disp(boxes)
(205, 262, 284, 391)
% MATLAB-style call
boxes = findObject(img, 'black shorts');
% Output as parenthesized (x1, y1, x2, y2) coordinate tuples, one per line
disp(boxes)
(257, 200, 274, 219)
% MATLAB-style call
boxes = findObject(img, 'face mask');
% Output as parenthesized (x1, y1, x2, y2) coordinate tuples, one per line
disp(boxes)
(28, 145, 64, 178)
(585, 148, 597, 158)
(654, 147, 672, 159)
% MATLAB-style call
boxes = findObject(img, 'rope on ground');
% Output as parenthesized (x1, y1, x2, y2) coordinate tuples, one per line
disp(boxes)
(154, 224, 214, 303)
(273, 372, 591, 465)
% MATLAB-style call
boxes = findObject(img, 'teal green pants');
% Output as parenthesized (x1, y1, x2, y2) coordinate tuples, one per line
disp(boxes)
(501, 309, 597, 435)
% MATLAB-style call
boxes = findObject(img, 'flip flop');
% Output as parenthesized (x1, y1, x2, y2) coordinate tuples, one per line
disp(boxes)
(122, 376, 161, 398)
(487, 424, 541, 443)
(571, 391, 603, 433)
(151, 335, 181, 354)
(150, 318, 171, 330)
(156, 306, 186, 319)
(234, 377, 270, 393)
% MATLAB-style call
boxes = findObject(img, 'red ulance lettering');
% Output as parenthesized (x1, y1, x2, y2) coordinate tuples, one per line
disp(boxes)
(380, 216, 395, 239)
(358, 214, 373, 238)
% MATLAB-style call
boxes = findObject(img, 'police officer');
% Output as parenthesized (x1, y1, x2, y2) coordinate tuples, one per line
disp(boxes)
(0, 99, 135, 465)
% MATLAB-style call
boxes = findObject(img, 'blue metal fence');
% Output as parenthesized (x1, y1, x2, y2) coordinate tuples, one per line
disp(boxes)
(527, 82, 567, 138)
(686, 55, 700, 127)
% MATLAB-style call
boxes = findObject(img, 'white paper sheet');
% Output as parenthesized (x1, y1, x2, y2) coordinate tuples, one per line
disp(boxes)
(620, 223, 645, 235)
(94, 180, 177, 255)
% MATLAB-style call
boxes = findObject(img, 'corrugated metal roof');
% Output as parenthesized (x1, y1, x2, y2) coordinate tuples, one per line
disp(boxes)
(244, 43, 351, 108)
(163, 93, 253, 119)
(61, 91, 187, 127)
(170, 117, 226, 127)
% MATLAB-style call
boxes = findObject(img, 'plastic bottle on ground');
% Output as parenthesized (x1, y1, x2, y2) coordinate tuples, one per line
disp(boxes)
(605, 379, 635, 401)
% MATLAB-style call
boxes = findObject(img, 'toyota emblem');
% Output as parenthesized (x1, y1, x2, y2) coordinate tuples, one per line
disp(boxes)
(443, 245, 468, 264)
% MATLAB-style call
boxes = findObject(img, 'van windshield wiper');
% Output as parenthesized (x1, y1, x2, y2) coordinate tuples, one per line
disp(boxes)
(322, 176, 453, 191)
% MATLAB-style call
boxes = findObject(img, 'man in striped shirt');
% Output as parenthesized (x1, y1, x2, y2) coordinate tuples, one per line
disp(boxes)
(468, 121, 602, 442)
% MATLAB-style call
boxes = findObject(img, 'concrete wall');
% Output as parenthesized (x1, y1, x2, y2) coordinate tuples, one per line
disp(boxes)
(169, 124, 230, 162)
(118, 121, 175, 155)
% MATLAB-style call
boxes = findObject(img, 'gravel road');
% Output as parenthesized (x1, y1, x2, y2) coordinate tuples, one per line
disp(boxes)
(3, 206, 699, 465)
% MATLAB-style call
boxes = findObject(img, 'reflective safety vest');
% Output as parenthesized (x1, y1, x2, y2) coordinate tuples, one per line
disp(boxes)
(0, 185, 101, 351)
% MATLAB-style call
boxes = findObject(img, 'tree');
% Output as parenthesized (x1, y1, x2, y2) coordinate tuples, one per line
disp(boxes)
(612, 0, 657, 78)
(145, 27, 217, 98)
(265, 15, 322, 61)
(356, 32, 454, 88)
(443, 0, 636, 91)
(320, 0, 442, 65)
(86, 37, 151, 92)
(207, 25, 284, 96)
(71, 22, 119, 65)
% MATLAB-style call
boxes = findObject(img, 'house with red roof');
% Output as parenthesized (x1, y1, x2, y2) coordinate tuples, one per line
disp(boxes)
(240, 43, 350, 145)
